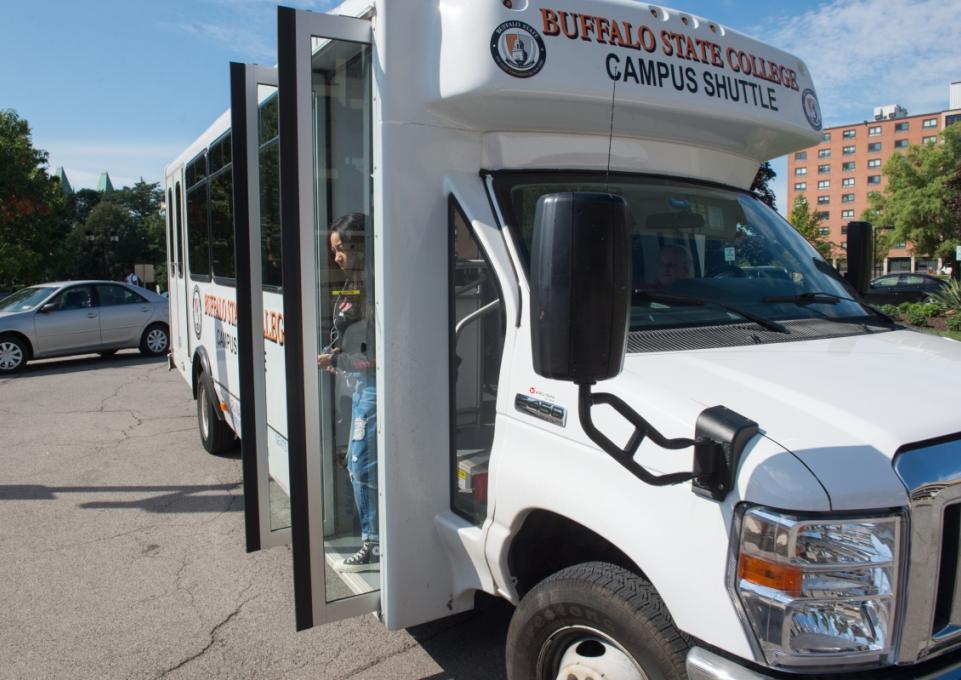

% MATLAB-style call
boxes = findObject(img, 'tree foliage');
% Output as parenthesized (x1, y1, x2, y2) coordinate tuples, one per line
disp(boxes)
(0, 109, 68, 288)
(750, 161, 777, 210)
(788, 194, 832, 258)
(867, 123, 961, 278)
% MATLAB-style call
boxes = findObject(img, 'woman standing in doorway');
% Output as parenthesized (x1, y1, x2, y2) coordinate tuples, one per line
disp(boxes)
(317, 213, 378, 572)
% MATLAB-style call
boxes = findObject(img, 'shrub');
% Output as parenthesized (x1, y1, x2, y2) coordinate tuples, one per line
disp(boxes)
(948, 314, 961, 332)
(905, 305, 929, 327)
(931, 280, 961, 312)
(880, 304, 900, 318)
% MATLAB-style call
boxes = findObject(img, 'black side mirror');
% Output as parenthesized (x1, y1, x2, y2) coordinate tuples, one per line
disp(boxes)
(529, 192, 631, 385)
(845, 221, 873, 296)
(39, 303, 55, 313)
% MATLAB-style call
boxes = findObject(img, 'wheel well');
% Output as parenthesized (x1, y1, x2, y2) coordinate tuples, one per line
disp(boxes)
(508, 510, 645, 599)
(0, 331, 34, 360)
(191, 354, 204, 398)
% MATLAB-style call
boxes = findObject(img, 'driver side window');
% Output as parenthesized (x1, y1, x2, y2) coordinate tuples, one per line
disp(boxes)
(52, 286, 95, 311)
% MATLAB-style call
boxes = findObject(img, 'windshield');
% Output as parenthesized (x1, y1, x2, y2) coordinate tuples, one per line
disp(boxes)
(494, 174, 876, 333)
(0, 286, 55, 312)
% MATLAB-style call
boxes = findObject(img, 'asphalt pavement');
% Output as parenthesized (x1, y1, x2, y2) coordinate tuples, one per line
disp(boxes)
(0, 351, 510, 680)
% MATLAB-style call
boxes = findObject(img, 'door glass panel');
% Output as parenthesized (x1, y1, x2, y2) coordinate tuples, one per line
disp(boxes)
(258, 83, 290, 532)
(450, 203, 504, 525)
(309, 36, 376, 602)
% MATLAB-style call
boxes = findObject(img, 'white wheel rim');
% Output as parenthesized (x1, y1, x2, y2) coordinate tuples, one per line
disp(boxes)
(199, 384, 210, 439)
(0, 341, 23, 370)
(147, 328, 168, 353)
(541, 626, 647, 680)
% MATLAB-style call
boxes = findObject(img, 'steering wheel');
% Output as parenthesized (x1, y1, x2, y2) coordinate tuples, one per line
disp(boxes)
(711, 265, 746, 279)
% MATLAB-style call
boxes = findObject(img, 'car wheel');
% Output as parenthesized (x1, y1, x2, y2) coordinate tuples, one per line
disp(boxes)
(506, 562, 689, 680)
(197, 377, 235, 454)
(0, 335, 28, 374)
(140, 323, 169, 356)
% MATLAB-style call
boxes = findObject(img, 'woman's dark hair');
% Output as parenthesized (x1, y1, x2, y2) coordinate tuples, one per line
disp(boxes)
(330, 213, 367, 270)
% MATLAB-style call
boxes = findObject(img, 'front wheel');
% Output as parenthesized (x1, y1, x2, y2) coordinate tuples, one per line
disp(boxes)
(506, 562, 689, 680)
(0, 336, 28, 374)
(197, 377, 235, 454)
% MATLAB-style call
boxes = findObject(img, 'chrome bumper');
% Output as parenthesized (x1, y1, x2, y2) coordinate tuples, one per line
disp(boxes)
(686, 647, 961, 680)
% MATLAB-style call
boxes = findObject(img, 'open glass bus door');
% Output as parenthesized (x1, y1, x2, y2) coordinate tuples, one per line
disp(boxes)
(230, 63, 291, 552)
(277, 7, 380, 628)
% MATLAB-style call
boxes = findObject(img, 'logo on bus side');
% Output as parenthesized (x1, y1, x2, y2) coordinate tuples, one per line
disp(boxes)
(192, 285, 202, 340)
(491, 21, 546, 78)
(801, 88, 822, 131)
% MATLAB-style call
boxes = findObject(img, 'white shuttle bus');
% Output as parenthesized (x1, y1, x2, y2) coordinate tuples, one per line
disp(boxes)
(165, 2, 961, 678)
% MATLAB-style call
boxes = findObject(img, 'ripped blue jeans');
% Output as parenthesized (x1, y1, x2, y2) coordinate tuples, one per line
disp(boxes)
(347, 377, 378, 543)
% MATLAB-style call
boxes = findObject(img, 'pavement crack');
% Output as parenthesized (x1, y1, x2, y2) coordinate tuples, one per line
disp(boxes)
(155, 595, 259, 679)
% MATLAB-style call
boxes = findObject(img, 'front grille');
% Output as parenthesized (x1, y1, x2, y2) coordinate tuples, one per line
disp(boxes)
(893, 436, 961, 664)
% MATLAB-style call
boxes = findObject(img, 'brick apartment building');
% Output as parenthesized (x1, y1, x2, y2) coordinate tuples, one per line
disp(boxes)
(786, 82, 961, 275)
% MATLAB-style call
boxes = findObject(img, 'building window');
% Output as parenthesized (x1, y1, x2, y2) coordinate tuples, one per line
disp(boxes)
(842, 209, 854, 219)
(841, 225, 849, 235)
(923, 136, 937, 144)
(816, 211, 830, 220)
(818, 148, 831, 158)
(867, 175, 881, 184)
(923, 118, 938, 128)
(842, 194, 855, 203)
(843, 145, 856, 155)
(843, 129, 856, 138)
(895, 121, 909, 132)
(795, 167, 807, 176)
(794, 151, 807, 160)
(821, 132, 832, 142)
(818, 164, 830, 174)
(794, 182, 807, 191)
(817, 180, 830, 189)
(868, 158, 881, 168)
(842, 161, 856, 171)
(948, 114, 961, 127)
(868, 142, 882, 152)
(817, 195, 830, 204)
(894, 139, 909, 149)
(817, 227, 831, 236)
(896, 241, 907, 248)
(868, 126, 881, 136)
(842, 178, 855, 187)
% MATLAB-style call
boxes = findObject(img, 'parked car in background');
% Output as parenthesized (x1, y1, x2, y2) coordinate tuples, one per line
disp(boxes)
(863, 272, 949, 306)
(0, 281, 169, 374)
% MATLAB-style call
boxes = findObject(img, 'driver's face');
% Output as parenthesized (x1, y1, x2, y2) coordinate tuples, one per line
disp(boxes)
(330, 232, 347, 270)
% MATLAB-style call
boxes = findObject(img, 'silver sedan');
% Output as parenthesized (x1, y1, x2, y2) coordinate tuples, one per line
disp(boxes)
(0, 281, 170, 374)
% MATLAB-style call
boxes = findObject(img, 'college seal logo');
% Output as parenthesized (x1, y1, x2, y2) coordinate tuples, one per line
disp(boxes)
(801, 88, 822, 131)
(490, 21, 546, 78)
(192, 285, 203, 339)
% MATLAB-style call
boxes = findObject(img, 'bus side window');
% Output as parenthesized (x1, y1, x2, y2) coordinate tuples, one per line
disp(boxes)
(449, 197, 505, 526)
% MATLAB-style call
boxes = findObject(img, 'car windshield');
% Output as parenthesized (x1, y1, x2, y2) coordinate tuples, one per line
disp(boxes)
(493, 174, 876, 333)
(0, 286, 55, 312)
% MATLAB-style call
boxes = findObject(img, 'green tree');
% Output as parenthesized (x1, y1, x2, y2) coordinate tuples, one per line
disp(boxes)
(750, 161, 777, 210)
(788, 194, 831, 258)
(0, 109, 67, 288)
(866, 123, 961, 279)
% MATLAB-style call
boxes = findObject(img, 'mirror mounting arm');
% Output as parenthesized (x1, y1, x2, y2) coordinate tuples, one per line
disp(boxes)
(577, 384, 696, 487)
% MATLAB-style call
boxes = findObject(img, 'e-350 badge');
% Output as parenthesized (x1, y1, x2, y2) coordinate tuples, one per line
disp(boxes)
(490, 21, 546, 78)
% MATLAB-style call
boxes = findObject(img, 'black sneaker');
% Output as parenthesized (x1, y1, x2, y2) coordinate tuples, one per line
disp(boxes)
(339, 541, 380, 572)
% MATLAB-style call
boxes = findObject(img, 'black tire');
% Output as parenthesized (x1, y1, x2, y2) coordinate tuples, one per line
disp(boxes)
(197, 377, 235, 454)
(506, 562, 689, 680)
(0, 335, 28, 374)
(140, 323, 169, 356)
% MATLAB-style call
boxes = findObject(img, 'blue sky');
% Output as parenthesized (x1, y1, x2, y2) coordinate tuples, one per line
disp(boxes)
(2, 0, 959, 215)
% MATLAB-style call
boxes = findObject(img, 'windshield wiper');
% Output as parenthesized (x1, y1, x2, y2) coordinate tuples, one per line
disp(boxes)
(762, 292, 842, 305)
(633, 291, 789, 334)
(762, 291, 897, 325)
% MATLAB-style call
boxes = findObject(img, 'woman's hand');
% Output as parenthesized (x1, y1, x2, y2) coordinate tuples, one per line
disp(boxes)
(317, 348, 340, 370)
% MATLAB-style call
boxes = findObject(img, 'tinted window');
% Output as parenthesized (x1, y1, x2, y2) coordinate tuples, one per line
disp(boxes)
(259, 93, 282, 288)
(187, 182, 210, 278)
(210, 167, 235, 279)
(96, 284, 147, 306)
(175, 182, 184, 278)
(52, 286, 95, 310)
(186, 153, 206, 188)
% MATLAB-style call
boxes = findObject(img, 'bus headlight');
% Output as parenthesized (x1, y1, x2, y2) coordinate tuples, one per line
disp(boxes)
(732, 507, 901, 669)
